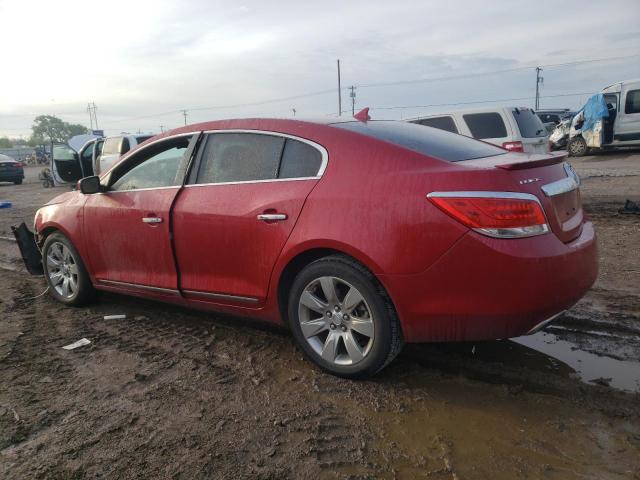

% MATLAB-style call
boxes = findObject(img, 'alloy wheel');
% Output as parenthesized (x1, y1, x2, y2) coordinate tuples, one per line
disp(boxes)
(297, 276, 375, 366)
(46, 241, 79, 299)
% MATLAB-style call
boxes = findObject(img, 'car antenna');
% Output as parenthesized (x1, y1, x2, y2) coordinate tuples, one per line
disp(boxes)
(354, 107, 371, 122)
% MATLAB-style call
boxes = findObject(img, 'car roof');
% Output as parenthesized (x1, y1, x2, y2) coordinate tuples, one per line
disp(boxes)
(0, 153, 16, 162)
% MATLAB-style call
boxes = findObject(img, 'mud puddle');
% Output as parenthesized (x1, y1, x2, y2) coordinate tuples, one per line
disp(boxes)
(513, 331, 640, 393)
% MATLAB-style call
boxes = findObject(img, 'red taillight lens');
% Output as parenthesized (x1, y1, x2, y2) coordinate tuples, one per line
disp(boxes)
(428, 193, 548, 238)
(502, 141, 524, 152)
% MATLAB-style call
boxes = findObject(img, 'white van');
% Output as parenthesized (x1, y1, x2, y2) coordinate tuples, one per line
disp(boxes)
(408, 106, 549, 154)
(566, 79, 640, 156)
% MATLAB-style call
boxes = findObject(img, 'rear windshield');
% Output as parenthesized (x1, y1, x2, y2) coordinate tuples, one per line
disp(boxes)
(332, 120, 506, 162)
(512, 108, 547, 138)
(136, 135, 153, 145)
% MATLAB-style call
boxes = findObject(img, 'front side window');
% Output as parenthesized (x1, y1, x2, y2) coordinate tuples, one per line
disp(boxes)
(110, 136, 192, 191)
(413, 116, 458, 134)
(625, 90, 640, 114)
(196, 133, 285, 184)
(462, 112, 508, 139)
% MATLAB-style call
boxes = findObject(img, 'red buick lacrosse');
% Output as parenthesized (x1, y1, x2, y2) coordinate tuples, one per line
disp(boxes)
(28, 116, 597, 377)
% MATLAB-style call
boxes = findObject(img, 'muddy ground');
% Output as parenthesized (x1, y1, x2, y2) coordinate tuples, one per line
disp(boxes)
(1, 153, 639, 479)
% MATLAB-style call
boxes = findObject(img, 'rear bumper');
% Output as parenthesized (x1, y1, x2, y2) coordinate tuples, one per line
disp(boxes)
(379, 221, 597, 343)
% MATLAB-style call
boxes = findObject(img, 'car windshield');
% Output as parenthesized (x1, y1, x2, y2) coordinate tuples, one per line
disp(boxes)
(332, 120, 506, 162)
(512, 108, 547, 138)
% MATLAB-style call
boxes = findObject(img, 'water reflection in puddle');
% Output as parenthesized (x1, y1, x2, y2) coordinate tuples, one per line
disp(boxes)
(513, 331, 640, 393)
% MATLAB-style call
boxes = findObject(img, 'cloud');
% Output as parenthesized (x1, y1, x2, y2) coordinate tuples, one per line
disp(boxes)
(1, 0, 639, 136)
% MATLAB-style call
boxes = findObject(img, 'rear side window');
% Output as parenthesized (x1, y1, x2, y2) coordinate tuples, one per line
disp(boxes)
(511, 108, 547, 138)
(121, 137, 131, 154)
(102, 137, 121, 155)
(412, 116, 458, 134)
(625, 90, 640, 114)
(196, 133, 285, 184)
(332, 121, 506, 162)
(136, 135, 153, 145)
(278, 139, 323, 178)
(462, 113, 508, 139)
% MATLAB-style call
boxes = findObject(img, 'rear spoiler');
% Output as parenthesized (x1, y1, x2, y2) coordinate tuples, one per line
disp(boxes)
(463, 151, 568, 171)
(494, 152, 567, 171)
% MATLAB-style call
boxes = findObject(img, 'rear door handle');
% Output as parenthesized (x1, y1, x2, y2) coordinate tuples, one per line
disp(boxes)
(257, 213, 287, 222)
(142, 217, 163, 224)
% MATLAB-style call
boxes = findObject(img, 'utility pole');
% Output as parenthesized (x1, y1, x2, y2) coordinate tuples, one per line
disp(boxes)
(535, 67, 543, 110)
(292, 108, 296, 117)
(349, 86, 356, 116)
(160, 125, 165, 133)
(181, 109, 188, 126)
(86, 102, 99, 130)
(337, 59, 342, 116)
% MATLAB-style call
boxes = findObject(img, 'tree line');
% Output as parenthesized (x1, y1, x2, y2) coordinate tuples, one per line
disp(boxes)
(0, 115, 89, 149)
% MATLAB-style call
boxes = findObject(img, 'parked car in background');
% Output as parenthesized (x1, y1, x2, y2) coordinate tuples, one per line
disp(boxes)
(19, 117, 597, 378)
(98, 134, 154, 173)
(0, 154, 25, 184)
(566, 79, 640, 156)
(408, 106, 549, 154)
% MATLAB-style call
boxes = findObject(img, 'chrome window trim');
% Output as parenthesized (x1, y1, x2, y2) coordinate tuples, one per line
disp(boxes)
(100, 185, 181, 194)
(194, 129, 329, 184)
(182, 289, 259, 304)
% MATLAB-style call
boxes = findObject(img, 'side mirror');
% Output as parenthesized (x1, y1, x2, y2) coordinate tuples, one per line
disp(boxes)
(79, 176, 102, 194)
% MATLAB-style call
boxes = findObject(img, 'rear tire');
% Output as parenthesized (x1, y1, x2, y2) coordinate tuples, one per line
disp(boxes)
(287, 255, 403, 378)
(14, 178, 22, 185)
(568, 137, 588, 157)
(42, 232, 95, 306)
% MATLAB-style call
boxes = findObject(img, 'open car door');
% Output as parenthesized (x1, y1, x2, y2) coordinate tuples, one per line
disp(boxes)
(51, 143, 83, 186)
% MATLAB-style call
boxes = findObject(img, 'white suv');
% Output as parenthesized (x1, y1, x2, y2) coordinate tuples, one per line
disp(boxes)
(98, 133, 154, 173)
(408, 106, 549, 154)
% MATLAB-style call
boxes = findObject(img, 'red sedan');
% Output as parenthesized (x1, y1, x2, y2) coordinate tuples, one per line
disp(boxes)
(29, 117, 597, 377)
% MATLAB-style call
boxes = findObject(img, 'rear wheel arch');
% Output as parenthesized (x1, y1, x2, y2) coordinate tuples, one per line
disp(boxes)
(276, 247, 400, 333)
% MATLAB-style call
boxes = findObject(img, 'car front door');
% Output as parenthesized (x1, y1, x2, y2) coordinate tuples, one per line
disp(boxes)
(82, 133, 197, 293)
(172, 131, 327, 305)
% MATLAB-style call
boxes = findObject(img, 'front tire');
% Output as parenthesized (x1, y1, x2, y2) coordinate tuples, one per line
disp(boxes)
(42, 232, 94, 306)
(288, 255, 403, 378)
(568, 137, 588, 157)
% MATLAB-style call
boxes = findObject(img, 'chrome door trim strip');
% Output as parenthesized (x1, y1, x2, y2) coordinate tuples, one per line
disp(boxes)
(183, 176, 319, 188)
(97, 279, 180, 296)
(182, 289, 260, 304)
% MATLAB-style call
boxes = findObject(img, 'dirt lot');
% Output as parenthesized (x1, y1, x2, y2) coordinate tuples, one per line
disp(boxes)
(1, 153, 639, 479)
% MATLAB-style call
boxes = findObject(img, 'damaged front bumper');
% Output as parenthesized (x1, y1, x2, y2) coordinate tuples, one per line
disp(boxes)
(11, 222, 44, 275)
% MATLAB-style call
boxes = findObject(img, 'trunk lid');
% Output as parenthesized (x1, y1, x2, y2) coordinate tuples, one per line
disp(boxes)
(465, 152, 583, 243)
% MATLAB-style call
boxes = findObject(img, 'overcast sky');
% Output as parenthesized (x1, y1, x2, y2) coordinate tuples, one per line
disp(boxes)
(1, 0, 639, 137)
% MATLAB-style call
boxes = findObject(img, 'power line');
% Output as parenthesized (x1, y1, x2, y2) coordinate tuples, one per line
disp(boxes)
(368, 91, 595, 111)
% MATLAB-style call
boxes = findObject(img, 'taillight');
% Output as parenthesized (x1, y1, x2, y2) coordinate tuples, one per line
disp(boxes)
(15, 162, 24, 167)
(502, 141, 524, 152)
(427, 192, 549, 238)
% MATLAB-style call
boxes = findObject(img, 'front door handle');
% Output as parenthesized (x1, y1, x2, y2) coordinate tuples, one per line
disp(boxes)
(142, 217, 163, 224)
(257, 213, 287, 222)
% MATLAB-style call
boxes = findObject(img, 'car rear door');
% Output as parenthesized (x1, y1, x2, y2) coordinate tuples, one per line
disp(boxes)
(172, 131, 327, 305)
(82, 133, 197, 293)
